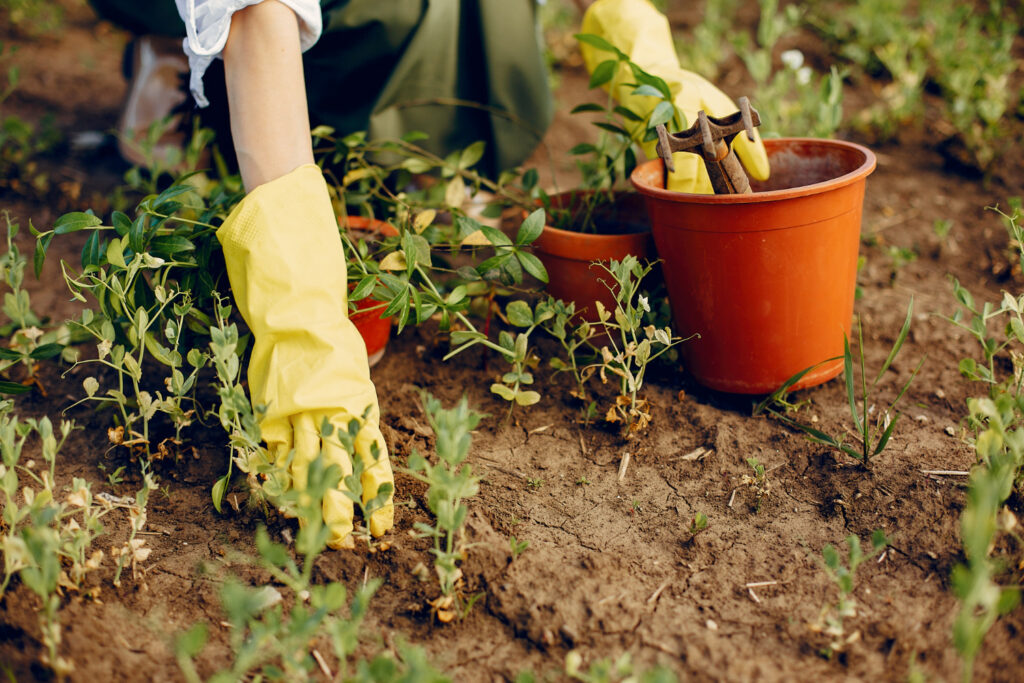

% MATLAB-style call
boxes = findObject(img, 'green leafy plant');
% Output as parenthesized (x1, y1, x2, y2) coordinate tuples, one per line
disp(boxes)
(509, 536, 529, 560)
(810, 530, 890, 657)
(756, 298, 923, 468)
(584, 257, 686, 435)
(741, 457, 771, 513)
(176, 448, 447, 682)
(688, 511, 709, 537)
(943, 203, 1024, 681)
(0, 43, 60, 198)
(0, 403, 118, 677)
(406, 393, 484, 623)
(563, 650, 678, 683)
(731, 0, 845, 138)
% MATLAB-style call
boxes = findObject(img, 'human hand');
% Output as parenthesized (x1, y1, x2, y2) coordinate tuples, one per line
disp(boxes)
(218, 163, 394, 548)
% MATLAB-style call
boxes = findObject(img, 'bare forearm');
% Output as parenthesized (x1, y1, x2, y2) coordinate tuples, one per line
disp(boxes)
(223, 0, 314, 191)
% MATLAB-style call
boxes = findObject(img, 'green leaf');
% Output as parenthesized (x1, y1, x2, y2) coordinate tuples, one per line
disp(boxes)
(129, 214, 146, 255)
(843, 334, 862, 435)
(570, 103, 605, 114)
(517, 251, 548, 283)
(33, 233, 52, 278)
(875, 297, 913, 385)
(569, 142, 598, 156)
(106, 238, 127, 269)
(574, 33, 621, 56)
(0, 381, 30, 395)
(53, 212, 101, 235)
(515, 390, 541, 406)
(174, 624, 208, 659)
(632, 84, 664, 98)
(593, 121, 631, 137)
(478, 224, 513, 247)
(81, 231, 101, 269)
(613, 105, 643, 122)
(211, 474, 228, 514)
(111, 211, 132, 236)
(515, 208, 546, 246)
(647, 100, 676, 129)
(822, 544, 840, 570)
(150, 235, 196, 256)
(490, 383, 516, 401)
(506, 300, 534, 327)
(29, 343, 63, 360)
(588, 59, 618, 89)
(458, 141, 486, 169)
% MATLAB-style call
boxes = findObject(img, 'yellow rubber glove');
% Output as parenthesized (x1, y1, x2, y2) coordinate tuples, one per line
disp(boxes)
(580, 0, 770, 194)
(217, 163, 394, 548)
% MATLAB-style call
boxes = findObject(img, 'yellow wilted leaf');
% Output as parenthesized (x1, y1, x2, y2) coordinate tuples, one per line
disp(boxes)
(378, 250, 408, 271)
(413, 209, 436, 233)
(342, 167, 374, 186)
(445, 175, 466, 209)
(460, 229, 492, 246)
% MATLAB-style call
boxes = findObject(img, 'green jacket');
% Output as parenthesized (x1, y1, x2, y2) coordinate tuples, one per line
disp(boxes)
(91, 0, 553, 176)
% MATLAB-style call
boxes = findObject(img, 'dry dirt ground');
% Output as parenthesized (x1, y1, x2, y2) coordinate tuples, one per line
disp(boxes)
(2, 2, 1024, 682)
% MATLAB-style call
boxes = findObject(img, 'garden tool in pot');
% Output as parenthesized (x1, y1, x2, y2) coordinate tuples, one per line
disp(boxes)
(654, 96, 761, 194)
(579, 0, 770, 194)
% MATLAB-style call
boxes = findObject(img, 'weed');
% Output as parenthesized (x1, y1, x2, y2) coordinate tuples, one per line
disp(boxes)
(0, 402, 119, 677)
(527, 478, 543, 491)
(741, 457, 771, 513)
(509, 536, 529, 560)
(756, 298, 923, 468)
(406, 393, 484, 622)
(689, 512, 709, 536)
(176, 449, 447, 681)
(564, 650, 678, 683)
(944, 203, 1024, 681)
(586, 257, 686, 436)
(809, 530, 889, 657)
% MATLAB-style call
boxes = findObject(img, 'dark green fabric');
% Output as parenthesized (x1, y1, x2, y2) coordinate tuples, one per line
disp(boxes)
(89, 0, 552, 176)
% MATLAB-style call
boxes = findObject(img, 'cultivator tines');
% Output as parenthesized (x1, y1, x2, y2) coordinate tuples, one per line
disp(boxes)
(655, 96, 761, 194)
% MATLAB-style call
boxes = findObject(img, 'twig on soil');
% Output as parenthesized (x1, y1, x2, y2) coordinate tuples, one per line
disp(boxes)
(362, 566, 370, 588)
(744, 581, 778, 588)
(647, 578, 672, 604)
(727, 488, 738, 508)
(597, 591, 628, 606)
(312, 649, 332, 678)
(618, 452, 631, 482)
(677, 446, 710, 462)
(579, 433, 588, 457)
(920, 469, 970, 476)
(747, 587, 761, 604)
(528, 424, 552, 435)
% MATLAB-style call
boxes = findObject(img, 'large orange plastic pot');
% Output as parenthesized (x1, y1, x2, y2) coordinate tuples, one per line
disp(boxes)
(340, 216, 399, 367)
(630, 138, 876, 394)
(532, 191, 655, 320)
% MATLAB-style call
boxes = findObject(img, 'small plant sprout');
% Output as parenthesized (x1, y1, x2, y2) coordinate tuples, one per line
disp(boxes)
(509, 536, 529, 560)
(757, 298, 923, 468)
(406, 393, 484, 623)
(585, 256, 686, 436)
(527, 477, 543, 491)
(810, 530, 890, 657)
(689, 512, 709, 537)
(741, 457, 771, 513)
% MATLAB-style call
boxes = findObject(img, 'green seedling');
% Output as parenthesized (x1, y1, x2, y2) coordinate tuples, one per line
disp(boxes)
(527, 477, 543, 490)
(509, 536, 529, 560)
(810, 530, 889, 658)
(741, 457, 771, 513)
(176, 449, 448, 682)
(689, 512, 709, 536)
(943, 203, 1024, 682)
(406, 393, 484, 623)
(586, 257, 686, 436)
(757, 298, 923, 468)
(545, 297, 598, 403)
(564, 650, 678, 683)
(0, 402, 123, 677)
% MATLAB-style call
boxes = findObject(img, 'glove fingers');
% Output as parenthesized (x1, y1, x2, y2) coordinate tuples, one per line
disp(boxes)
(289, 413, 319, 495)
(320, 415, 357, 549)
(355, 424, 395, 538)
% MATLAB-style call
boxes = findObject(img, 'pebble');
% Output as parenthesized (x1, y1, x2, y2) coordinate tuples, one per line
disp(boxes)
(945, 425, 956, 436)
(706, 619, 718, 631)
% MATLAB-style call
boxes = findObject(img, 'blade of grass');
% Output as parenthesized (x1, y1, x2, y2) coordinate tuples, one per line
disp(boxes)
(874, 297, 914, 386)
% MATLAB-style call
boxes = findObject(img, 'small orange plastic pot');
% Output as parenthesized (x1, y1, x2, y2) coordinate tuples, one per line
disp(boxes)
(630, 138, 876, 394)
(341, 216, 399, 367)
(532, 191, 655, 320)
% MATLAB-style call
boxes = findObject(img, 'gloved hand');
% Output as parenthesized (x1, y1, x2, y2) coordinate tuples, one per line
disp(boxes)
(580, 0, 771, 194)
(218, 163, 394, 548)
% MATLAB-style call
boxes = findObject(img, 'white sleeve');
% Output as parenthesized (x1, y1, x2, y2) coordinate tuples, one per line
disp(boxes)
(174, 0, 322, 107)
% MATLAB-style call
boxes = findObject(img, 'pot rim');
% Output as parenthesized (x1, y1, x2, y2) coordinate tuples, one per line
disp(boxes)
(532, 189, 651, 241)
(629, 137, 876, 205)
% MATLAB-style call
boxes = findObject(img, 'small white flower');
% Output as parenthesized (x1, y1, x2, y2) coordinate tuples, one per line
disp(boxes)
(781, 49, 804, 71)
(638, 295, 650, 313)
(797, 66, 813, 86)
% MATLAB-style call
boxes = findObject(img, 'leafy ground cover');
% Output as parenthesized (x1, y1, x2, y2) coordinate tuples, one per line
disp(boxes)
(2, 1, 1024, 681)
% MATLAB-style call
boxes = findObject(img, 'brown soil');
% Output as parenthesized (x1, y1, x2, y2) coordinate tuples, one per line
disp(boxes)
(2, 2, 1024, 682)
